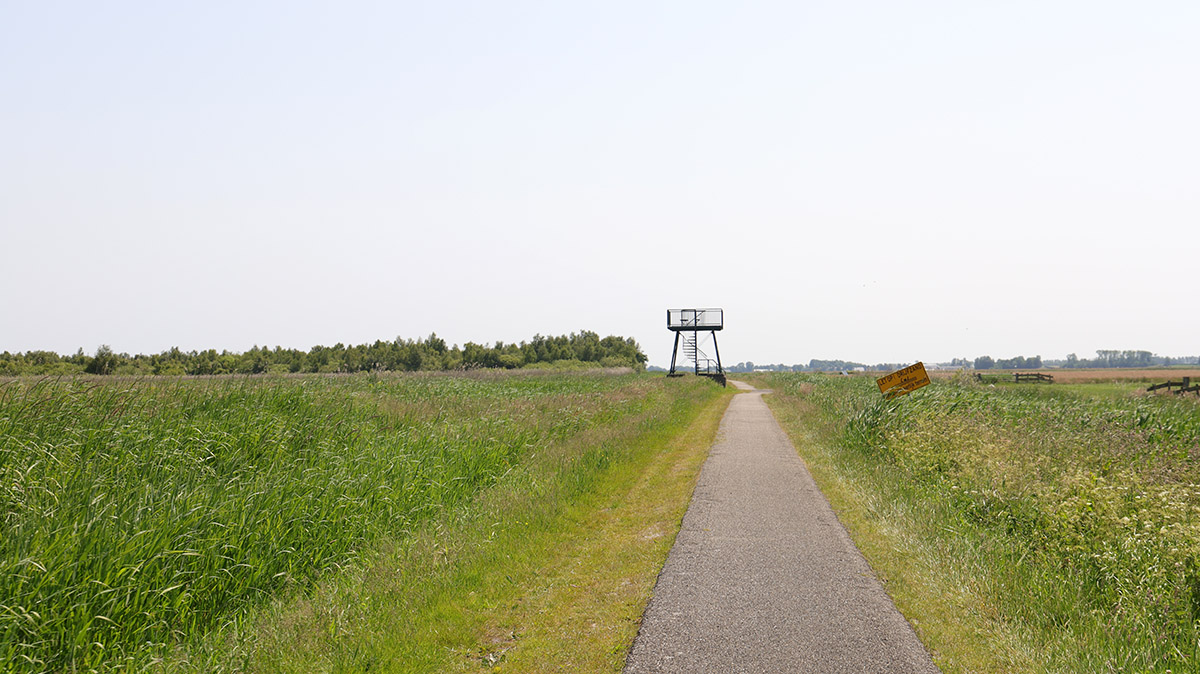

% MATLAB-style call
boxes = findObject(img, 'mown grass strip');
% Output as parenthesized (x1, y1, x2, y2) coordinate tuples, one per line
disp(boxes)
(462, 383, 731, 672)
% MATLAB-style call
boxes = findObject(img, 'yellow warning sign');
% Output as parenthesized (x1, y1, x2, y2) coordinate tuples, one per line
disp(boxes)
(876, 362, 930, 399)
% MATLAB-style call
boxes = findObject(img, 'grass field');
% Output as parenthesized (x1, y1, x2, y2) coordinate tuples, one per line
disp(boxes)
(0, 371, 728, 672)
(756, 372, 1200, 672)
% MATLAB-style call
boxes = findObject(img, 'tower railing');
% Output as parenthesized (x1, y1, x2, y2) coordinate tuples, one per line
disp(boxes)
(667, 309, 723, 331)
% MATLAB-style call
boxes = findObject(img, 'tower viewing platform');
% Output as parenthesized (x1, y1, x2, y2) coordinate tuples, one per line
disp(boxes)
(667, 308, 724, 332)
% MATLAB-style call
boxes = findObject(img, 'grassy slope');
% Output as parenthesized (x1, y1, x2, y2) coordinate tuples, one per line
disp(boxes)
(184, 375, 732, 672)
(755, 373, 1200, 673)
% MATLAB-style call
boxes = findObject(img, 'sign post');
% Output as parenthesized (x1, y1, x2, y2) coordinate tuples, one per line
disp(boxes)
(876, 362, 931, 399)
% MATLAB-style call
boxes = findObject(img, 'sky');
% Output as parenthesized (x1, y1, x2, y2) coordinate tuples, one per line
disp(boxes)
(2, 1, 1198, 368)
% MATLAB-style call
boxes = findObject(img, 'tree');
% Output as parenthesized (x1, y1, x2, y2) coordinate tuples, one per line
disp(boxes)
(462, 342, 487, 368)
(425, 333, 447, 354)
(86, 345, 118, 375)
(974, 355, 994, 370)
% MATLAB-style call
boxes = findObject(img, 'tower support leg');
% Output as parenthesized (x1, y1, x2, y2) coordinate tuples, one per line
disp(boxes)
(668, 332, 681, 376)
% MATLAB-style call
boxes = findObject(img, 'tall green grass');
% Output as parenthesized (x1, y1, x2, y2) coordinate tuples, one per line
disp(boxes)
(764, 373, 1200, 671)
(0, 372, 657, 671)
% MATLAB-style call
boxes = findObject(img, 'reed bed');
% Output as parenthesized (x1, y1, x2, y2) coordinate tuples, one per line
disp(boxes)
(0, 371, 655, 671)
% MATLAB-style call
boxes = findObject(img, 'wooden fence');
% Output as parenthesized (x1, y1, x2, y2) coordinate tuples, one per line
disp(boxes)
(974, 372, 1054, 384)
(1148, 377, 1200, 395)
(1014, 372, 1054, 383)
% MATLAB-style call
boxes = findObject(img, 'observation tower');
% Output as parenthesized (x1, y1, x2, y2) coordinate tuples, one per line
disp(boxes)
(666, 308, 725, 386)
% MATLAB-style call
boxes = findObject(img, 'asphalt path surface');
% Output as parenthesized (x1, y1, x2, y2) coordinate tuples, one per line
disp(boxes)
(624, 380, 940, 673)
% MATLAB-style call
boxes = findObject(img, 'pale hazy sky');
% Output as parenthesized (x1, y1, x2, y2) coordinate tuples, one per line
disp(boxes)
(3, 2, 1197, 367)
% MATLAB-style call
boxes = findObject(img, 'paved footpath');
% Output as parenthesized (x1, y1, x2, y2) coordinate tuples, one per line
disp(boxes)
(624, 381, 940, 674)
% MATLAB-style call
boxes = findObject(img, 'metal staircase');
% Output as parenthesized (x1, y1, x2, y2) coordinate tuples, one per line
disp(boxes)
(683, 333, 697, 366)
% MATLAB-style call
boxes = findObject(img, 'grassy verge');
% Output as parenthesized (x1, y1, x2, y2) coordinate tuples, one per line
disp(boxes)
(756, 372, 1200, 673)
(191, 375, 731, 673)
(468, 385, 730, 672)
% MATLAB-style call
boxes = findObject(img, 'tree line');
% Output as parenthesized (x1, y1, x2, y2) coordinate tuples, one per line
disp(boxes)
(0, 331, 647, 377)
(726, 359, 907, 373)
(974, 350, 1198, 370)
(972, 355, 1043, 370)
(1063, 350, 1162, 369)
